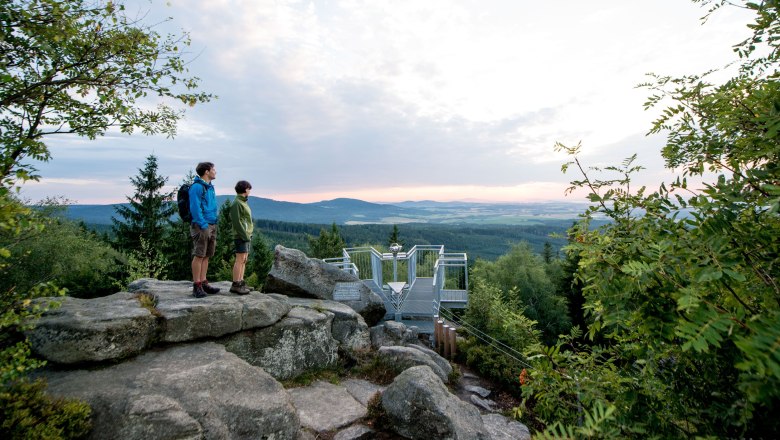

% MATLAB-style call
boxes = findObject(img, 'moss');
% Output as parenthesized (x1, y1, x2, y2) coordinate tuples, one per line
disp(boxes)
(349, 350, 405, 386)
(281, 366, 344, 388)
(133, 292, 161, 317)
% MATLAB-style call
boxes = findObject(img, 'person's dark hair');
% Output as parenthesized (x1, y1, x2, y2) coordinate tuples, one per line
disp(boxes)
(195, 162, 214, 177)
(235, 180, 252, 194)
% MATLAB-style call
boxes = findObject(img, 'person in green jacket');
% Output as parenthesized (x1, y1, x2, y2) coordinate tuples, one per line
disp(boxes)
(229, 180, 253, 295)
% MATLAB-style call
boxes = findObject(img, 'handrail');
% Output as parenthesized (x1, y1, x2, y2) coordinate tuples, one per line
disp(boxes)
(326, 244, 469, 323)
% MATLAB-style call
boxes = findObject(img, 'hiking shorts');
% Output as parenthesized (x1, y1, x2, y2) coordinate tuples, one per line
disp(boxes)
(191, 224, 217, 258)
(234, 239, 251, 254)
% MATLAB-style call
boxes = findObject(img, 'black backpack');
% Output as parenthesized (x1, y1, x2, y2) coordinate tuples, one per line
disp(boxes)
(176, 181, 206, 223)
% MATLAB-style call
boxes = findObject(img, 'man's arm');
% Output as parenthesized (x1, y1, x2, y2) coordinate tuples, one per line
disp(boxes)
(189, 183, 208, 229)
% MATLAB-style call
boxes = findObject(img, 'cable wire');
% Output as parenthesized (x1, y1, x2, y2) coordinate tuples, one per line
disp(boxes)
(437, 307, 535, 370)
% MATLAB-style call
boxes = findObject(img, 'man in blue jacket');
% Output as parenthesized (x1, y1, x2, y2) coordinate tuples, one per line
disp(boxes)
(190, 161, 220, 298)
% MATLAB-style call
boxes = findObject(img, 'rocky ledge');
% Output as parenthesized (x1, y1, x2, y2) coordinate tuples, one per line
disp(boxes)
(28, 274, 529, 439)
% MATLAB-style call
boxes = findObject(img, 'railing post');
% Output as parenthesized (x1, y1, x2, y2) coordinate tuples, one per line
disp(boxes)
(442, 324, 450, 358)
(371, 251, 382, 288)
(448, 327, 457, 359)
(433, 315, 439, 349)
(463, 257, 469, 293)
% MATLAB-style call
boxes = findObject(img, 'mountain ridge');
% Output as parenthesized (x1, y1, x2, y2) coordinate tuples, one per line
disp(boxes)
(59, 196, 589, 225)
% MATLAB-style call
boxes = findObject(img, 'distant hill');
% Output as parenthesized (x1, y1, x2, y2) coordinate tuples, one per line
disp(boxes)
(61, 197, 589, 226)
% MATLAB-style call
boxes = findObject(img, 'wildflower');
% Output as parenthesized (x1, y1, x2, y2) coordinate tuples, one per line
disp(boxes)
(519, 368, 529, 386)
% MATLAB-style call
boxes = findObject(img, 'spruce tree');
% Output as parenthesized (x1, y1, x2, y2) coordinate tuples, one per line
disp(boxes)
(307, 222, 345, 259)
(112, 154, 175, 261)
(387, 224, 400, 247)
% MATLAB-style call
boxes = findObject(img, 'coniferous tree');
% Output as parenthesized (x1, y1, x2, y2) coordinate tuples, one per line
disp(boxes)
(542, 241, 554, 264)
(112, 155, 175, 268)
(307, 222, 345, 259)
(387, 224, 400, 247)
(248, 232, 274, 287)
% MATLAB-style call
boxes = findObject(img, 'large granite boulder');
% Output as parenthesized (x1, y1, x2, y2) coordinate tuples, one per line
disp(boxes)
(128, 278, 291, 342)
(42, 342, 299, 440)
(407, 344, 453, 378)
(220, 306, 340, 380)
(370, 320, 419, 348)
(382, 366, 488, 440)
(377, 345, 451, 383)
(27, 292, 157, 364)
(263, 246, 386, 325)
(287, 297, 370, 351)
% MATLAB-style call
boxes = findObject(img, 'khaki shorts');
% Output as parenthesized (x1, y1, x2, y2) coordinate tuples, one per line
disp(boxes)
(191, 224, 217, 258)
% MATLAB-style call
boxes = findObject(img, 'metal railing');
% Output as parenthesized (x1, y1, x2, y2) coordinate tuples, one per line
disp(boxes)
(325, 245, 468, 320)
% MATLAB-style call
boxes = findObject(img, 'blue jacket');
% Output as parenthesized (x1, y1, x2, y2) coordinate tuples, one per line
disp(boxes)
(189, 176, 217, 229)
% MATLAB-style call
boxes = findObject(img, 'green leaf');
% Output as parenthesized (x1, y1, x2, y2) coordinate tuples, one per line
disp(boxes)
(696, 269, 723, 283)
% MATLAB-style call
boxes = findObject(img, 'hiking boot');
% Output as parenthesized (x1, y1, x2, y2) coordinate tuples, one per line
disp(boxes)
(239, 280, 254, 291)
(230, 281, 250, 295)
(202, 281, 220, 295)
(193, 283, 207, 298)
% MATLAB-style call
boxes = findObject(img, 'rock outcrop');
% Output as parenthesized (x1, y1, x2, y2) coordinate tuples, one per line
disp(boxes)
(287, 297, 370, 351)
(221, 306, 340, 380)
(28, 280, 368, 382)
(43, 343, 299, 440)
(377, 345, 452, 383)
(26, 273, 531, 439)
(127, 278, 291, 342)
(370, 320, 419, 348)
(26, 292, 157, 364)
(264, 245, 386, 325)
(382, 365, 489, 440)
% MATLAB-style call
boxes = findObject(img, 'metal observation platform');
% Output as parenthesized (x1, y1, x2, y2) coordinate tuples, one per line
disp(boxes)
(324, 245, 468, 333)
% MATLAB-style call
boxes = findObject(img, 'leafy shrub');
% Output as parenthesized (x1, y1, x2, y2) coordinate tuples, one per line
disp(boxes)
(0, 203, 123, 298)
(470, 243, 571, 343)
(0, 379, 92, 439)
(458, 277, 541, 392)
(460, 340, 523, 391)
(533, 1, 780, 435)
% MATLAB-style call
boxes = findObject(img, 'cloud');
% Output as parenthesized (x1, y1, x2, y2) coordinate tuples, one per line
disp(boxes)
(24, 0, 756, 205)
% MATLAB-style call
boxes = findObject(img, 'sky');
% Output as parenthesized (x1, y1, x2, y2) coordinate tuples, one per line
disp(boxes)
(21, 0, 754, 205)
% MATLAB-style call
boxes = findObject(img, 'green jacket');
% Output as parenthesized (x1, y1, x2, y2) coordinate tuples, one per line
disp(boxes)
(229, 195, 253, 242)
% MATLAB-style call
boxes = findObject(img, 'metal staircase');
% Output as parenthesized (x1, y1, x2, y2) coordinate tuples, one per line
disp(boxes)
(324, 245, 468, 333)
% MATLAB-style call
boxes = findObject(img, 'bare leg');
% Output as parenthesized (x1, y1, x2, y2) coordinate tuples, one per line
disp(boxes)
(192, 256, 205, 282)
(237, 253, 248, 281)
(232, 253, 242, 281)
(199, 257, 209, 282)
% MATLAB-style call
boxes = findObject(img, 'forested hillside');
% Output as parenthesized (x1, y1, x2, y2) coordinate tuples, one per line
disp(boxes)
(254, 219, 575, 260)
(86, 217, 582, 261)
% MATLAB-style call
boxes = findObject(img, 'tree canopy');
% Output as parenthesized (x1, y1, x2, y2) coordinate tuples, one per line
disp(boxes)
(526, 1, 780, 436)
(308, 223, 346, 259)
(0, 0, 212, 185)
